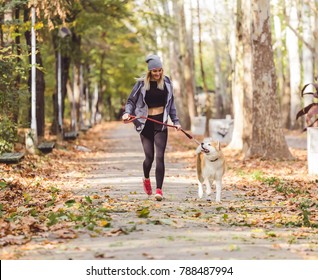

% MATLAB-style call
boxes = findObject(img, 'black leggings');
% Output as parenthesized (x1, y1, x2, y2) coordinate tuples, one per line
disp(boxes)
(140, 114, 168, 189)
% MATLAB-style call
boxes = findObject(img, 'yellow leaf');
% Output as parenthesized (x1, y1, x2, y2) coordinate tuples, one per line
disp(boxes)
(99, 220, 109, 227)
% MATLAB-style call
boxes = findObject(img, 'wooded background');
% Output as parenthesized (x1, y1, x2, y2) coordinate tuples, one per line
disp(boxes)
(1, 0, 317, 160)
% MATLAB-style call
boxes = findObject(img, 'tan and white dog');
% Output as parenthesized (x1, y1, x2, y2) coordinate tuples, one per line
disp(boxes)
(196, 140, 226, 202)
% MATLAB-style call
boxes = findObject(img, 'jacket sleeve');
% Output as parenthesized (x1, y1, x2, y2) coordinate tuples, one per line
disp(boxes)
(124, 81, 142, 115)
(169, 92, 181, 126)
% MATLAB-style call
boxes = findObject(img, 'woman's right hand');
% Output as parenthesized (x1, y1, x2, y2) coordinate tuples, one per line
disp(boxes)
(122, 113, 130, 121)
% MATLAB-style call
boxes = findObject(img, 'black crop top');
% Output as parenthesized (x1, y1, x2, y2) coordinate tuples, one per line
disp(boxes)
(145, 81, 167, 108)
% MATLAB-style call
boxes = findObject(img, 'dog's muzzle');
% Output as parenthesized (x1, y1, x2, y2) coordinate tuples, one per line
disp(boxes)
(201, 143, 210, 154)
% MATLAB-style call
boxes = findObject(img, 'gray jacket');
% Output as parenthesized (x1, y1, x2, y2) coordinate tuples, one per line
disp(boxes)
(124, 76, 180, 133)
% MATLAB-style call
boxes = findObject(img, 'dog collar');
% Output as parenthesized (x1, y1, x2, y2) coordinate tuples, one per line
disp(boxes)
(210, 158, 219, 162)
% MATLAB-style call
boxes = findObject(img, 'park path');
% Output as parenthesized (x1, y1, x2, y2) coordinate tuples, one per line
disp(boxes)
(4, 123, 316, 260)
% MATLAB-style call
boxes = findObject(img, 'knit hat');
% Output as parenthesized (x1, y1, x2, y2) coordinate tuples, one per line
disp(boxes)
(145, 54, 162, 70)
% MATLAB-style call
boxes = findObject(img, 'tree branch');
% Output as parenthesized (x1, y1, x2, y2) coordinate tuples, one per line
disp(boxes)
(282, 13, 315, 53)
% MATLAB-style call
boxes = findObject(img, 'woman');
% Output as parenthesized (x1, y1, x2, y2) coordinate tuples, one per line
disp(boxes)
(122, 54, 181, 201)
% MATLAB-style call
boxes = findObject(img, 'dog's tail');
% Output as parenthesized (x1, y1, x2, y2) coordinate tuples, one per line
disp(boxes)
(196, 153, 204, 183)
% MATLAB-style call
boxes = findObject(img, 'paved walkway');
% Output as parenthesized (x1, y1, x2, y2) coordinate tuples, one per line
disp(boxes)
(6, 123, 317, 260)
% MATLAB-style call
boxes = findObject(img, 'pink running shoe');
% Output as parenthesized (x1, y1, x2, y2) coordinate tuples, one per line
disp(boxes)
(155, 188, 163, 201)
(143, 178, 152, 195)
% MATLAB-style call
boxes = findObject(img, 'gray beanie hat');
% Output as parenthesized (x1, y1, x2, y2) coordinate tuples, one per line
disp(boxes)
(145, 54, 162, 70)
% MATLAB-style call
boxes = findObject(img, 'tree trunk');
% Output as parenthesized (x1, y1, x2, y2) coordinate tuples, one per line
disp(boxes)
(98, 52, 105, 120)
(315, 1, 318, 79)
(170, 0, 191, 129)
(51, 45, 59, 135)
(24, 6, 45, 137)
(197, 0, 212, 137)
(85, 63, 91, 127)
(241, 0, 253, 154)
(66, 63, 80, 132)
(79, 64, 85, 127)
(245, 0, 292, 160)
(91, 83, 99, 125)
(1, 2, 18, 141)
(162, 0, 171, 75)
(301, 1, 314, 84)
(3, 4, 13, 48)
(273, 0, 290, 128)
(51, 29, 71, 135)
(302, 0, 314, 109)
(224, 1, 235, 117)
(0, 10, 3, 47)
(13, 6, 20, 124)
(183, 0, 197, 121)
(212, 32, 225, 119)
(228, 0, 245, 149)
(35, 47, 45, 137)
(285, 0, 301, 129)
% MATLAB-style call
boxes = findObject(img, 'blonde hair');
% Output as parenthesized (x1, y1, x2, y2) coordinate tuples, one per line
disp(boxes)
(137, 69, 165, 91)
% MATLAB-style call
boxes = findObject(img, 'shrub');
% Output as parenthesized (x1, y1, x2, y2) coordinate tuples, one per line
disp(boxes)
(0, 116, 17, 153)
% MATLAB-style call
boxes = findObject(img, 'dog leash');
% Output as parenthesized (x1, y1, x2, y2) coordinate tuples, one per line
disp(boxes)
(123, 114, 210, 153)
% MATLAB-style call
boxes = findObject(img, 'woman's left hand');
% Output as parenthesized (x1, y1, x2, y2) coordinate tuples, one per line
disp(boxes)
(174, 124, 182, 131)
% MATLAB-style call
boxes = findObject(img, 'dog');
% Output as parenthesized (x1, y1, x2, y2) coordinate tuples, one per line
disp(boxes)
(196, 140, 226, 202)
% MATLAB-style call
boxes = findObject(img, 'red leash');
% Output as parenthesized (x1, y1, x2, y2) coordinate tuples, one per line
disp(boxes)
(123, 114, 202, 145)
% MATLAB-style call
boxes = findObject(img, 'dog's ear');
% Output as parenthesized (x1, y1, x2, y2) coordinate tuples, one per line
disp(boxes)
(217, 141, 221, 150)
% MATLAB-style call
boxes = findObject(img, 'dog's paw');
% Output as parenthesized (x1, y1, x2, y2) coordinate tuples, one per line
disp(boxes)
(198, 188, 203, 198)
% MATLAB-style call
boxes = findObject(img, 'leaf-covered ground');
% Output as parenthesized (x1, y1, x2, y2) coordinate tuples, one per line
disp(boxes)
(169, 132, 318, 229)
(0, 123, 118, 250)
(1, 122, 318, 259)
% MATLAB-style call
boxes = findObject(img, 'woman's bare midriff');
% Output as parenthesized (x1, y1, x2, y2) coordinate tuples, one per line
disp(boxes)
(148, 106, 164, 116)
